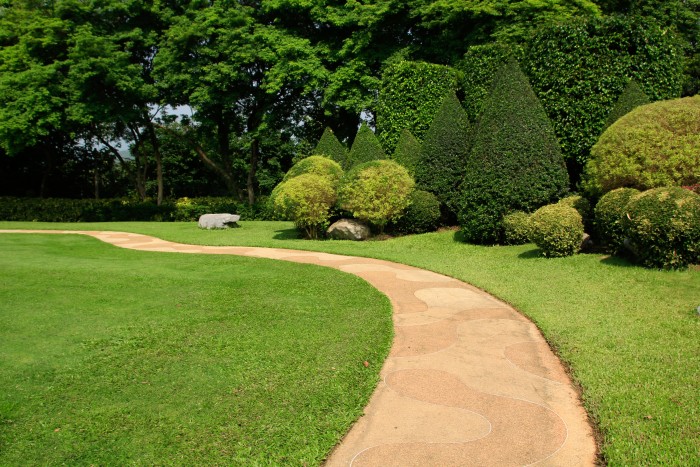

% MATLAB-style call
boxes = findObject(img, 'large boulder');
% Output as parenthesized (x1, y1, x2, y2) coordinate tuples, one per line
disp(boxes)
(198, 213, 240, 229)
(327, 219, 371, 241)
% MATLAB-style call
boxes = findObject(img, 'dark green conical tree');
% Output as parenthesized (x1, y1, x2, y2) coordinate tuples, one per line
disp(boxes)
(313, 127, 348, 168)
(347, 123, 386, 169)
(603, 79, 650, 130)
(414, 92, 471, 214)
(392, 129, 421, 176)
(459, 60, 569, 244)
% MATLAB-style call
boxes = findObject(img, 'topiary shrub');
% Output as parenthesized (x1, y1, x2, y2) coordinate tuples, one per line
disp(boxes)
(557, 195, 593, 231)
(377, 61, 459, 153)
(282, 155, 344, 187)
(529, 204, 584, 258)
(502, 211, 532, 245)
(584, 95, 700, 195)
(271, 174, 337, 239)
(414, 92, 471, 215)
(313, 127, 348, 169)
(390, 189, 441, 235)
(459, 60, 569, 244)
(593, 187, 640, 254)
(347, 123, 387, 169)
(392, 129, 421, 177)
(338, 160, 415, 233)
(623, 187, 700, 269)
(603, 79, 650, 130)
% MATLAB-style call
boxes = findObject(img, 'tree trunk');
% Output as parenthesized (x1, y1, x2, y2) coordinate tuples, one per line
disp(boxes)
(247, 138, 258, 206)
(145, 122, 164, 205)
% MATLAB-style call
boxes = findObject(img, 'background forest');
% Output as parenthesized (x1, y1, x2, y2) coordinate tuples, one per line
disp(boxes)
(0, 0, 697, 207)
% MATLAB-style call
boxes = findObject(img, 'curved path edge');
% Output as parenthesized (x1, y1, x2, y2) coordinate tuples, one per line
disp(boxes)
(1, 230, 598, 466)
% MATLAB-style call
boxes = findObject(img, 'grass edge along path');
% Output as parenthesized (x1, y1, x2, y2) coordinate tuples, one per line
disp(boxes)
(1, 221, 698, 465)
(0, 232, 393, 465)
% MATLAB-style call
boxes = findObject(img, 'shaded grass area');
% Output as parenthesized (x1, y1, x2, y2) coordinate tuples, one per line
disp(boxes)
(2, 221, 698, 465)
(0, 233, 392, 465)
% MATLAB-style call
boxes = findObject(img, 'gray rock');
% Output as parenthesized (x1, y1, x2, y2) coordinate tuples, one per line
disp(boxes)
(327, 218, 371, 241)
(198, 213, 241, 229)
(580, 233, 594, 252)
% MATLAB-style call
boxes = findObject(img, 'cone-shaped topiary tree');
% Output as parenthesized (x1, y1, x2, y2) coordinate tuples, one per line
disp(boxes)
(347, 123, 386, 169)
(313, 127, 348, 168)
(414, 92, 471, 214)
(603, 80, 650, 130)
(459, 60, 569, 244)
(392, 129, 421, 176)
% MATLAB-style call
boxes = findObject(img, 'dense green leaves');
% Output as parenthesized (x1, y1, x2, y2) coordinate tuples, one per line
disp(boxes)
(459, 60, 568, 244)
(603, 79, 650, 129)
(312, 127, 348, 168)
(391, 129, 421, 177)
(347, 123, 386, 168)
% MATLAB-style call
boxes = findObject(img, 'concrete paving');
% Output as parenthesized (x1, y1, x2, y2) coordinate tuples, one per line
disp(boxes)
(1, 230, 598, 466)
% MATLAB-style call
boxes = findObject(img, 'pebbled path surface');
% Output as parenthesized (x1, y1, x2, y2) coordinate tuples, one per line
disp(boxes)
(1, 230, 598, 466)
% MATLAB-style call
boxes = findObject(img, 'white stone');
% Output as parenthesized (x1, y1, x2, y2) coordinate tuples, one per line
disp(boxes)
(198, 213, 241, 229)
(327, 218, 371, 241)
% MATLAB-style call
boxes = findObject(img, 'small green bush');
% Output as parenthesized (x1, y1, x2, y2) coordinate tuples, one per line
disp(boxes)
(390, 190, 441, 235)
(623, 187, 700, 269)
(312, 127, 348, 168)
(283, 156, 344, 186)
(502, 211, 532, 245)
(392, 129, 421, 177)
(272, 174, 337, 239)
(347, 123, 386, 169)
(529, 204, 584, 257)
(603, 79, 650, 130)
(584, 95, 700, 195)
(557, 195, 593, 231)
(338, 160, 415, 232)
(593, 187, 640, 254)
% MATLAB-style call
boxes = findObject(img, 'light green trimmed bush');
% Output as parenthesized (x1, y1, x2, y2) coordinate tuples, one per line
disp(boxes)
(593, 187, 640, 254)
(530, 204, 584, 257)
(271, 174, 337, 239)
(502, 211, 532, 245)
(283, 156, 344, 187)
(623, 187, 700, 269)
(557, 195, 593, 231)
(390, 189, 441, 235)
(338, 160, 415, 233)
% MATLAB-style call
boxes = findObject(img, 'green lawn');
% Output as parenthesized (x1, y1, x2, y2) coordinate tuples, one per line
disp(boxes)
(0, 232, 392, 465)
(2, 220, 698, 465)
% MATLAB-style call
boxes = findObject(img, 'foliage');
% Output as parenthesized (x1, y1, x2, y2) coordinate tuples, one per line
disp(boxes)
(391, 129, 421, 177)
(623, 187, 700, 269)
(347, 123, 386, 169)
(584, 96, 700, 195)
(459, 60, 569, 244)
(376, 61, 459, 153)
(529, 204, 584, 257)
(312, 127, 348, 168)
(282, 156, 343, 187)
(389, 189, 441, 235)
(414, 92, 471, 213)
(557, 195, 593, 231)
(338, 160, 414, 232)
(524, 16, 685, 183)
(457, 42, 523, 123)
(603, 79, 650, 129)
(272, 174, 337, 239)
(502, 211, 532, 245)
(593, 187, 640, 254)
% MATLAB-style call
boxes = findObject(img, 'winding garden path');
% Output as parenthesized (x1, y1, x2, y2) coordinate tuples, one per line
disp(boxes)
(2, 230, 597, 466)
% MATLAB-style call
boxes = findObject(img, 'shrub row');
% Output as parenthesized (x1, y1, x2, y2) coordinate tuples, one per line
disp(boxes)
(0, 196, 272, 222)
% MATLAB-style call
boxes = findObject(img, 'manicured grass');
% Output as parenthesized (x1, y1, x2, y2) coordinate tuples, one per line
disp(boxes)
(0, 233, 392, 465)
(2, 221, 698, 465)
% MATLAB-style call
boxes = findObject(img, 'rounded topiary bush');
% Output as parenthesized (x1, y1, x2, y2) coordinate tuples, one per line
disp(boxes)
(338, 160, 415, 232)
(529, 204, 584, 257)
(390, 189, 441, 235)
(557, 195, 593, 231)
(283, 155, 344, 186)
(623, 187, 700, 269)
(594, 187, 640, 254)
(502, 211, 532, 245)
(584, 95, 700, 195)
(272, 174, 337, 239)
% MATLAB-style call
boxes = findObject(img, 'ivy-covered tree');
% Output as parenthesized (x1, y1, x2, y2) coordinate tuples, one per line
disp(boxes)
(312, 127, 348, 168)
(347, 123, 386, 169)
(391, 129, 421, 176)
(459, 60, 569, 244)
(603, 79, 650, 129)
(414, 92, 471, 214)
(376, 61, 459, 153)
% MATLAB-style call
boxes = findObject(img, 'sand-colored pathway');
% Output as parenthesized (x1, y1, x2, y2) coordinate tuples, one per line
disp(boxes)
(2, 230, 597, 466)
